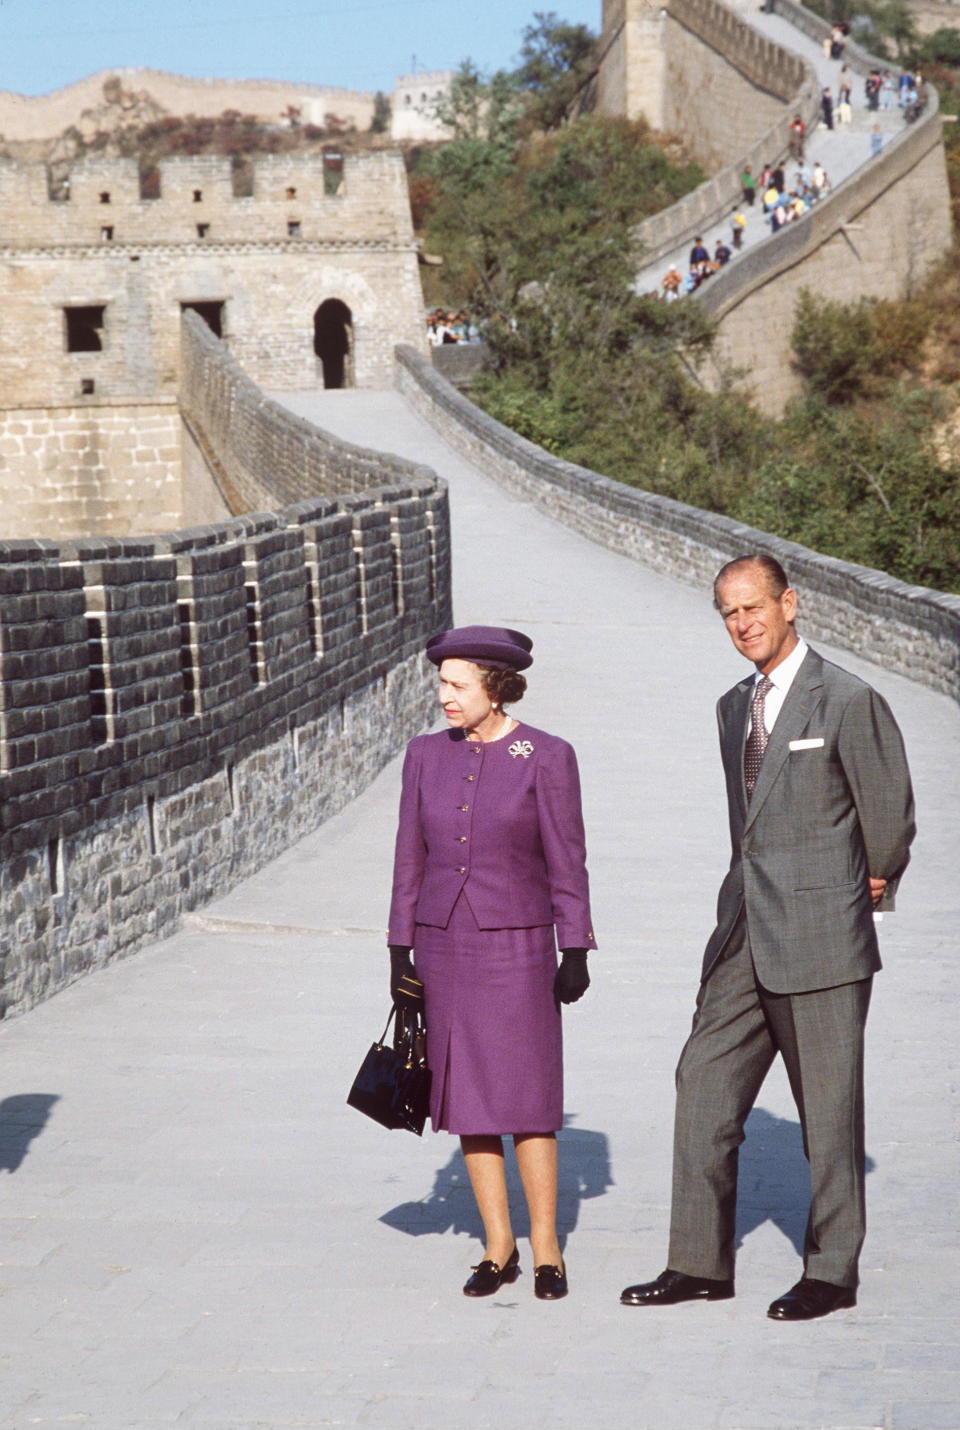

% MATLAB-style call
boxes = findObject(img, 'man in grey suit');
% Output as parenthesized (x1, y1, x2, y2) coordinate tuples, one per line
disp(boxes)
(622, 554, 915, 1320)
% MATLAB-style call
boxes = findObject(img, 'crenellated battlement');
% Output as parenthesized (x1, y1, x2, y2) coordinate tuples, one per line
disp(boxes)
(0, 314, 452, 1017)
(0, 151, 413, 250)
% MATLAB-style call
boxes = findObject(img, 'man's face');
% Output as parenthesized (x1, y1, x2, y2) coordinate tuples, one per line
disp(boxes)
(715, 567, 799, 674)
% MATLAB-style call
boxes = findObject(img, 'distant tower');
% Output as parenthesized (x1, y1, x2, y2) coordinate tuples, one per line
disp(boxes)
(595, 0, 667, 129)
(390, 71, 455, 142)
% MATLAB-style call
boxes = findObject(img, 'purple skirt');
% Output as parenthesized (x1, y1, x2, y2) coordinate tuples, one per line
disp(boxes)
(414, 892, 561, 1136)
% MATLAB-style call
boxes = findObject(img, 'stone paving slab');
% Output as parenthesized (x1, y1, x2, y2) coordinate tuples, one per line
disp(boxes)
(0, 386, 957, 1428)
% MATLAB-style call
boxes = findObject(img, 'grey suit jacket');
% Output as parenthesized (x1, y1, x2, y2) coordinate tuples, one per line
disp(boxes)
(702, 647, 915, 994)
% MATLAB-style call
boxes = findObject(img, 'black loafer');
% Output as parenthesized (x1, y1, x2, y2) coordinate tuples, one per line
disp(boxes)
(463, 1244, 520, 1297)
(534, 1263, 568, 1300)
(767, 1277, 856, 1321)
(620, 1268, 735, 1306)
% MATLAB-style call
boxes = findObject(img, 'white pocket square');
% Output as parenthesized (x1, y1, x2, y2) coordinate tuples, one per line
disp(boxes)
(789, 737, 825, 751)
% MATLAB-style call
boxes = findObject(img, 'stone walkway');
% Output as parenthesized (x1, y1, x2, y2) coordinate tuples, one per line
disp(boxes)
(2, 384, 957, 1429)
(636, 11, 907, 295)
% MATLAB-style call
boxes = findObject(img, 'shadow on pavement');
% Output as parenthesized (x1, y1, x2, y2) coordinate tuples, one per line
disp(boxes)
(0, 1093, 60, 1173)
(380, 1113, 612, 1245)
(736, 1106, 876, 1256)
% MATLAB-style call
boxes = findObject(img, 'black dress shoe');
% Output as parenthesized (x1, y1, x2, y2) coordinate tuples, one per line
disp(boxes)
(534, 1263, 568, 1300)
(463, 1245, 520, 1297)
(767, 1277, 856, 1321)
(620, 1268, 735, 1306)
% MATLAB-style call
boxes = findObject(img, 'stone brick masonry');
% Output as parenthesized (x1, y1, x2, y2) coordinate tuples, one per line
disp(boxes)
(0, 399, 185, 540)
(0, 150, 427, 405)
(0, 317, 452, 1018)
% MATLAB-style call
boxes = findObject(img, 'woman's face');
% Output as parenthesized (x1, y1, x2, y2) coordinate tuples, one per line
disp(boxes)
(438, 659, 494, 733)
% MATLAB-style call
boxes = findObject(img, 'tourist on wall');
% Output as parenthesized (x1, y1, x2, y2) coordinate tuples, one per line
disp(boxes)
(731, 209, 747, 249)
(865, 71, 881, 111)
(741, 164, 756, 206)
(838, 65, 853, 106)
(661, 265, 683, 299)
(871, 124, 883, 159)
(788, 116, 805, 162)
(714, 238, 732, 266)
(387, 626, 596, 1302)
(689, 236, 710, 268)
(821, 86, 834, 130)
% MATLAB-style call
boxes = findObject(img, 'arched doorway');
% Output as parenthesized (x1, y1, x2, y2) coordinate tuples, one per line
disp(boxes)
(313, 299, 353, 388)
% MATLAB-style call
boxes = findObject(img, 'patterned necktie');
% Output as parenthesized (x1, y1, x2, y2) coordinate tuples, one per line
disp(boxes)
(744, 675, 774, 799)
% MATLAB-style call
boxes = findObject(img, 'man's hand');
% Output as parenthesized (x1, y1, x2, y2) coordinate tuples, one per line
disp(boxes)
(869, 877, 887, 907)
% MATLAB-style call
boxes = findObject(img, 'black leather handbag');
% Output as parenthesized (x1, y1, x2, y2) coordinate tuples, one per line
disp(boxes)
(347, 1003, 431, 1135)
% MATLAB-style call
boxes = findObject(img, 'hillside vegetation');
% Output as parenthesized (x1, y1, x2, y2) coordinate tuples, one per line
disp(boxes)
(416, 13, 960, 593)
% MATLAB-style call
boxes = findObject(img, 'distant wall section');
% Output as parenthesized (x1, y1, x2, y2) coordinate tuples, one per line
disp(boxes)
(0, 69, 375, 142)
(596, 0, 810, 171)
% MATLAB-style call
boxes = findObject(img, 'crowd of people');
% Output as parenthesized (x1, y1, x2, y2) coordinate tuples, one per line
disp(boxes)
(654, 35, 923, 301)
(657, 153, 834, 298)
(426, 309, 481, 345)
(660, 233, 734, 298)
(759, 158, 833, 233)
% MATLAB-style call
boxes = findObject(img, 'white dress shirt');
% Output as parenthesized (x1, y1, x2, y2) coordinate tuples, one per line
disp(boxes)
(749, 637, 808, 736)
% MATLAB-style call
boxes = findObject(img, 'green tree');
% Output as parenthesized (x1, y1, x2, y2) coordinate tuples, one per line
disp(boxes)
(854, 0, 918, 59)
(513, 10, 598, 130)
(919, 28, 960, 67)
(431, 60, 523, 147)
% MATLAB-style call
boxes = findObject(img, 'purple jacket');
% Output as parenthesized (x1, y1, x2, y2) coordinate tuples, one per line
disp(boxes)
(387, 722, 597, 950)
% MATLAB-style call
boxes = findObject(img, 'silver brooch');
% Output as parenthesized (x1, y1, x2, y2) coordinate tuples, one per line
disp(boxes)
(509, 739, 534, 759)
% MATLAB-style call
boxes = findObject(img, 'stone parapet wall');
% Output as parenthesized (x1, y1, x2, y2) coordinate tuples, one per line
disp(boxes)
(395, 343, 960, 704)
(179, 311, 435, 510)
(0, 324, 452, 1018)
(0, 399, 186, 540)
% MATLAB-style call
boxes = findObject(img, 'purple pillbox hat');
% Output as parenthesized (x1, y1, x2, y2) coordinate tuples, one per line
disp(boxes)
(426, 624, 534, 671)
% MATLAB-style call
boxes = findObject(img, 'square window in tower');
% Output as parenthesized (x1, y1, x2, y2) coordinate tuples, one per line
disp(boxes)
(64, 306, 106, 352)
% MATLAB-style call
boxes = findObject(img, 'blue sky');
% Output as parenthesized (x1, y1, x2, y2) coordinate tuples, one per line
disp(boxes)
(0, 0, 602, 98)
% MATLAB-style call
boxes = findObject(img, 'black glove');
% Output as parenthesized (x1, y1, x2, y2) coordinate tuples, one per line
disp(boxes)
(554, 949, 590, 1006)
(389, 945, 421, 1010)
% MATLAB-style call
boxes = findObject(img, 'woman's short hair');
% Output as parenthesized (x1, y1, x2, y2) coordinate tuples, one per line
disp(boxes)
(479, 665, 527, 706)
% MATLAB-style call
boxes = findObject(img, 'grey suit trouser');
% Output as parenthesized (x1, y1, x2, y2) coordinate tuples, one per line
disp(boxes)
(668, 915, 872, 1288)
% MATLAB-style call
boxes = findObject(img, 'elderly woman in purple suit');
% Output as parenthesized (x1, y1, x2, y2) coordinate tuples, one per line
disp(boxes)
(387, 625, 596, 1301)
